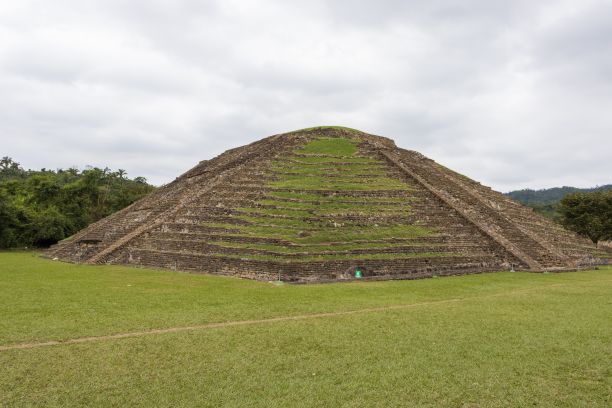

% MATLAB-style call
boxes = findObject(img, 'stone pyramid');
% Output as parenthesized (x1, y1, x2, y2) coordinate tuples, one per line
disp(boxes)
(48, 127, 601, 282)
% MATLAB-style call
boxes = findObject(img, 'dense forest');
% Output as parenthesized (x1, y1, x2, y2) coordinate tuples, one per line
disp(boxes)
(506, 185, 612, 221)
(0, 157, 155, 248)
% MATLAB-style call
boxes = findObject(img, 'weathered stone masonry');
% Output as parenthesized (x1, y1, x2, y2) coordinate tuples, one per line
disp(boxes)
(47, 127, 604, 282)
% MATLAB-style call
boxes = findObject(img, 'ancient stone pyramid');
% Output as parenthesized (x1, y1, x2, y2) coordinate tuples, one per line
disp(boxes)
(48, 127, 600, 281)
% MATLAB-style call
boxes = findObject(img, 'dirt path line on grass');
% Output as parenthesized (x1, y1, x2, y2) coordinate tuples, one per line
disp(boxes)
(0, 280, 604, 352)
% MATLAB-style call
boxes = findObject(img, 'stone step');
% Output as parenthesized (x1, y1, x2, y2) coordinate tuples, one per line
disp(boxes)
(122, 247, 507, 281)
(131, 238, 481, 257)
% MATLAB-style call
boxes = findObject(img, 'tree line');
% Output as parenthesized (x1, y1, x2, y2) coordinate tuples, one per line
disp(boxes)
(506, 185, 612, 221)
(0, 157, 155, 248)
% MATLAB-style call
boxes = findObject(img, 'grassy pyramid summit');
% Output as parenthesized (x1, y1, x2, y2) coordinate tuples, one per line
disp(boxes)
(48, 127, 603, 281)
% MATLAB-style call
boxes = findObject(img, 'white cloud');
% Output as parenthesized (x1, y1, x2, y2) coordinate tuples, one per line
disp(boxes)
(0, 0, 610, 191)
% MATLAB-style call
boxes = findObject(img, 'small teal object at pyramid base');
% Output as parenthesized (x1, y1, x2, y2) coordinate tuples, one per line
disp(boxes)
(354, 269, 362, 278)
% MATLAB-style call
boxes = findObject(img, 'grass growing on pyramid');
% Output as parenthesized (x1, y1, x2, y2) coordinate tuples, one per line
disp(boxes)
(197, 137, 446, 260)
(47, 126, 606, 279)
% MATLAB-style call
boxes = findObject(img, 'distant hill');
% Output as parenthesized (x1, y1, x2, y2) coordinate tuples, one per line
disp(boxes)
(505, 185, 612, 220)
(506, 185, 612, 205)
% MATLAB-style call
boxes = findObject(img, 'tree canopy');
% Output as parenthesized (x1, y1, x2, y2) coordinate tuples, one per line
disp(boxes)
(559, 190, 612, 244)
(0, 157, 155, 248)
(506, 185, 612, 221)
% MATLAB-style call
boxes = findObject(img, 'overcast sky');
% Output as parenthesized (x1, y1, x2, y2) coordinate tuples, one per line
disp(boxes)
(1, 0, 611, 192)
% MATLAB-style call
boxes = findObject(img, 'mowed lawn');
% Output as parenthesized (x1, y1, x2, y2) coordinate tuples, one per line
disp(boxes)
(0, 252, 610, 407)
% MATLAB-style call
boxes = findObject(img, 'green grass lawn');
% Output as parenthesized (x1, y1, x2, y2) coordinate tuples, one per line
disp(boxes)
(1, 252, 611, 407)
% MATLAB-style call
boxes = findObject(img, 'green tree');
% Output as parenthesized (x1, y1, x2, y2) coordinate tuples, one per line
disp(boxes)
(25, 206, 72, 247)
(559, 191, 612, 244)
(0, 157, 25, 180)
(0, 188, 19, 247)
(0, 160, 155, 249)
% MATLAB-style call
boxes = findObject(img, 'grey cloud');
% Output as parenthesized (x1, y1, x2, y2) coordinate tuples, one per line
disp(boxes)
(0, 0, 610, 191)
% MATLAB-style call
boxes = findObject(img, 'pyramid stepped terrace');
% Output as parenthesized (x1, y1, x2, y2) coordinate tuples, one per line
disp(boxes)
(47, 127, 605, 282)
